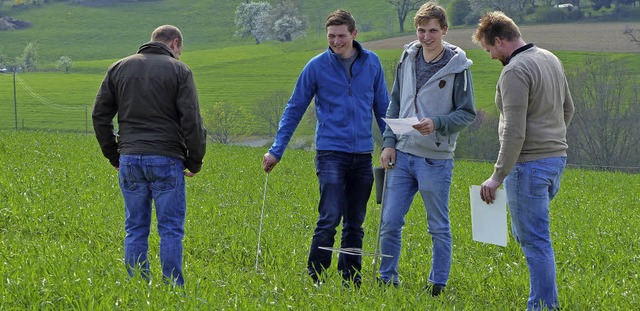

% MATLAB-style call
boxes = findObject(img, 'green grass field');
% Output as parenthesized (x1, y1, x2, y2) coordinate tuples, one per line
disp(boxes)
(0, 131, 638, 309)
(0, 2, 639, 308)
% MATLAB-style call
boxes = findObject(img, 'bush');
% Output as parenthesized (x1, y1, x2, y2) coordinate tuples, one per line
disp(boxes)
(533, 7, 569, 23)
(455, 109, 499, 162)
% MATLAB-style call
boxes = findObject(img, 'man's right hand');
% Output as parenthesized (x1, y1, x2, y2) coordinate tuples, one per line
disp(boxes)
(262, 153, 279, 173)
(380, 147, 396, 169)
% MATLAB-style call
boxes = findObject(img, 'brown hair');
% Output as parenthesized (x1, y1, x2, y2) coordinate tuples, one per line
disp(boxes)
(414, 2, 448, 29)
(325, 9, 357, 32)
(151, 25, 183, 47)
(472, 11, 521, 46)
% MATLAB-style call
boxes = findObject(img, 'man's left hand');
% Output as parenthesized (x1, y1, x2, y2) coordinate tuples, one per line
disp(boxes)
(480, 178, 501, 204)
(412, 118, 434, 135)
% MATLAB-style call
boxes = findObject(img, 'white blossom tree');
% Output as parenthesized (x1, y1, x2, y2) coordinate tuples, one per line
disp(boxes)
(268, 0, 307, 42)
(57, 55, 72, 74)
(235, 1, 272, 44)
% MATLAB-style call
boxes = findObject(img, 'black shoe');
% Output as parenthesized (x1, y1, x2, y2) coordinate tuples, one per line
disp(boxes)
(342, 276, 362, 289)
(426, 284, 444, 297)
(376, 277, 399, 288)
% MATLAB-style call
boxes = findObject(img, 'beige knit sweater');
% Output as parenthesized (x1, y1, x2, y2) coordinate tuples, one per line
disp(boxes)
(491, 46, 575, 183)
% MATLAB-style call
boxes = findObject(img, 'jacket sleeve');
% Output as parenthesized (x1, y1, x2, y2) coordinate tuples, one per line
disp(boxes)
(372, 57, 390, 136)
(92, 70, 120, 167)
(491, 68, 528, 183)
(268, 62, 316, 160)
(432, 69, 477, 136)
(178, 68, 207, 173)
(382, 60, 402, 149)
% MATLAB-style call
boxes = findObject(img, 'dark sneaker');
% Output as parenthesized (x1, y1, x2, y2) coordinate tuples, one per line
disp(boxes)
(376, 277, 399, 288)
(342, 276, 362, 289)
(426, 284, 444, 297)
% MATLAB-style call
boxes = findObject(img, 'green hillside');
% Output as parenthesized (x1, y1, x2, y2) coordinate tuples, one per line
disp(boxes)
(0, 0, 436, 64)
(1, 0, 638, 137)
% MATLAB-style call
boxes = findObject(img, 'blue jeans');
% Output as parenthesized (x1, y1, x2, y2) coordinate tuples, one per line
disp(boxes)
(379, 151, 453, 286)
(504, 157, 566, 311)
(308, 151, 374, 282)
(119, 154, 187, 286)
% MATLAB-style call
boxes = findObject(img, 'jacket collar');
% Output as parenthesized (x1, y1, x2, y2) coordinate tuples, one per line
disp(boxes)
(506, 43, 534, 65)
(327, 40, 365, 59)
(137, 42, 176, 59)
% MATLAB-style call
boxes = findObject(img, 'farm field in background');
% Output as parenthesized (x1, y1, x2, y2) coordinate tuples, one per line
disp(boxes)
(1, 45, 639, 134)
(0, 131, 638, 309)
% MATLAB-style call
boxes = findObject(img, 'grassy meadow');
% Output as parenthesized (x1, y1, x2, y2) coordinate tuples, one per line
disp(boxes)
(1, 1, 639, 309)
(0, 131, 638, 309)
(1, 0, 639, 134)
(2, 47, 639, 133)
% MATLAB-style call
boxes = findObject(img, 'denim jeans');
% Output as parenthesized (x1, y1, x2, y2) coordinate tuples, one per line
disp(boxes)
(119, 154, 187, 286)
(308, 150, 374, 283)
(504, 157, 566, 311)
(379, 150, 453, 286)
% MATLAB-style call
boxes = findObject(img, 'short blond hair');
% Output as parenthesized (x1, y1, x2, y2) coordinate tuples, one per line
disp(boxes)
(472, 11, 521, 46)
(414, 2, 448, 29)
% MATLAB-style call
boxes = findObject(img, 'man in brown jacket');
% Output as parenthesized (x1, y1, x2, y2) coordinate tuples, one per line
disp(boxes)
(92, 25, 206, 287)
(473, 12, 574, 311)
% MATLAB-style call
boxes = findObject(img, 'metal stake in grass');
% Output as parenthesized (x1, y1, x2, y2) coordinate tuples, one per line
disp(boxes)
(371, 166, 391, 285)
(255, 172, 269, 272)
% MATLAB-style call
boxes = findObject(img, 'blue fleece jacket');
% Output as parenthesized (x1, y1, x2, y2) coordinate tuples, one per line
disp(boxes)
(269, 41, 390, 160)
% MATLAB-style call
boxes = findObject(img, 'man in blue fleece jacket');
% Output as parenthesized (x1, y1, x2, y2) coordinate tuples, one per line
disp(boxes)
(262, 9, 389, 287)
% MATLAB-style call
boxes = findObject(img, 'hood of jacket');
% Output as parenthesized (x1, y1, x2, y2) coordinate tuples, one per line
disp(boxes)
(400, 40, 472, 82)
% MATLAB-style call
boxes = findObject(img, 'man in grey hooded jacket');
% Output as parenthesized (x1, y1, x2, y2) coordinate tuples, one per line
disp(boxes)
(377, 2, 475, 295)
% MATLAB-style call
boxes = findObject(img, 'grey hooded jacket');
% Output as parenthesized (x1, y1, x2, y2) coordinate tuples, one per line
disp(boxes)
(382, 41, 476, 159)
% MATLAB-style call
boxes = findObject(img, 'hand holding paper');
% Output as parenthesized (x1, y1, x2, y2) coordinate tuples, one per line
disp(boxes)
(470, 185, 507, 247)
(382, 117, 422, 136)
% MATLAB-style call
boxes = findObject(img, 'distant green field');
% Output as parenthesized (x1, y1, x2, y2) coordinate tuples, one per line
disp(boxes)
(2, 46, 638, 134)
(1, 0, 638, 135)
(0, 131, 638, 309)
(0, 0, 420, 64)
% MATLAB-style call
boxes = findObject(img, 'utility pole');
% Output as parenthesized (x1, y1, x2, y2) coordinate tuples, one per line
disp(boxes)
(13, 69, 17, 130)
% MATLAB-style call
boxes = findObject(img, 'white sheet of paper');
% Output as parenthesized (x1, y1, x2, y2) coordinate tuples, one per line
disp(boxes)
(382, 117, 421, 136)
(469, 185, 508, 247)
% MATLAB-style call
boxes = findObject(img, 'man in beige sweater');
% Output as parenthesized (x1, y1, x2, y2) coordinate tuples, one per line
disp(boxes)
(473, 11, 574, 311)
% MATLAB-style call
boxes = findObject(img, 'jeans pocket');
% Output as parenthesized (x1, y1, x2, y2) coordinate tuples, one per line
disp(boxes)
(146, 160, 179, 192)
(119, 162, 140, 192)
(529, 165, 562, 198)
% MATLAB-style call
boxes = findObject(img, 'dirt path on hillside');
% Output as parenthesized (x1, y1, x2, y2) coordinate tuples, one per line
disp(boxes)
(365, 22, 640, 53)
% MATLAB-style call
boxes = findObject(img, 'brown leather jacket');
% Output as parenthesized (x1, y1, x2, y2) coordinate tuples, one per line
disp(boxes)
(92, 42, 206, 173)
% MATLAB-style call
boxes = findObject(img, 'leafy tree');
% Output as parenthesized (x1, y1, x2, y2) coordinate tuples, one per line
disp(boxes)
(566, 55, 640, 170)
(591, 0, 613, 10)
(21, 41, 38, 72)
(387, 0, 422, 33)
(268, 0, 307, 42)
(203, 102, 249, 144)
(448, 0, 472, 26)
(469, 0, 535, 20)
(253, 90, 288, 137)
(56, 55, 72, 73)
(235, 1, 272, 44)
